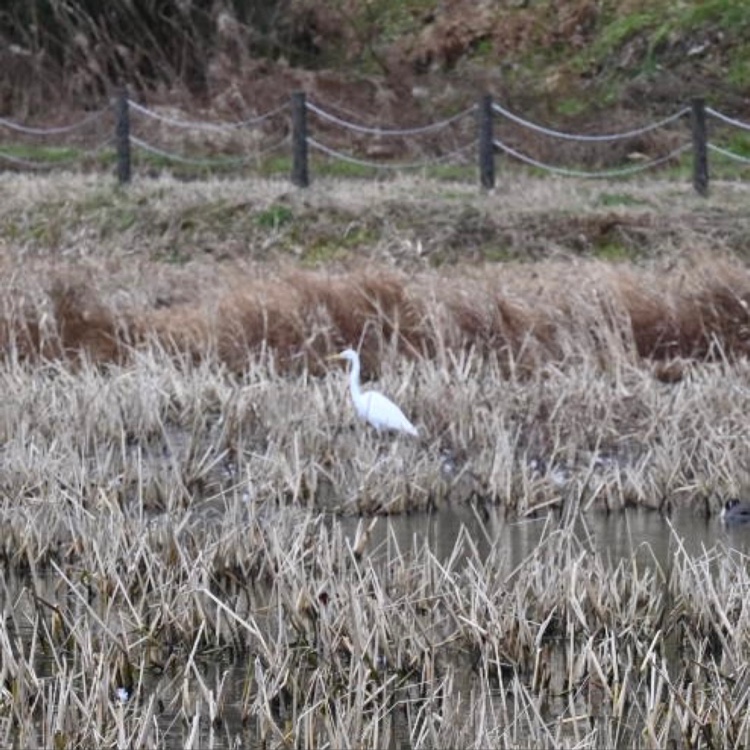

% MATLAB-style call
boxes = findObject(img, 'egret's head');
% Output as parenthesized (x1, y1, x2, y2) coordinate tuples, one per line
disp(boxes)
(327, 348, 357, 363)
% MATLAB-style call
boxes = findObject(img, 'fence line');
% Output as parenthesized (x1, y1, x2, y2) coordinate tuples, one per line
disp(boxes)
(706, 107, 750, 132)
(128, 100, 287, 132)
(1, 92, 750, 194)
(130, 133, 289, 166)
(307, 136, 476, 170)
(492, 102, 690, 143)
(494, 139, 693, 178)
(0, 108, 109, 136)
(708, 143, 750, 165)
(0, 137, 113, 169)
(306, 100, 475, 137)
(130, 136, 251, 167)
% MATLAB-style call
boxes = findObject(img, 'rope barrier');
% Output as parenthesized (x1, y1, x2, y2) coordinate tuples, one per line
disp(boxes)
(128, 100, 288, 132)
(0, 108, 109, 136)
(705, 107, 750, 132)
(304, 96, 389, 129)
(494, 138, 692, 178)
(130, 135, 271, 167)
(708, 143, 750, 165)
(307, 137, 476, 170)
(1, 94, 748, 188)
(251, 133, 292, 157)
(492, 103, 690, 143)
(0, 152, 62, 170)
(306, 100, 476, 137)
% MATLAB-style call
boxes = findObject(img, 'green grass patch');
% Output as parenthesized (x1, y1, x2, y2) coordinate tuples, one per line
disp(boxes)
(593, 240, 634, 261)
(588, 11, 658, 64)
(597, 192, 652, 208)
(727, 47, 750, 89)
(0, 144, 82, 164)
(679, 0, 750, 31)
(556, 98, 588, 118)
(256, 204, 294, 230)
(724, 132, 750, 159)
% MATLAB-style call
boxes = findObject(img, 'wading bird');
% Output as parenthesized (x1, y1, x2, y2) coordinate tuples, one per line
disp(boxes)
(328, 348, 418, 437)
(721, 498, 750, 524)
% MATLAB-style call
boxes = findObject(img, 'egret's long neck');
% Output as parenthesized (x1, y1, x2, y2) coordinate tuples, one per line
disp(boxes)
(348, 358, 362, 400)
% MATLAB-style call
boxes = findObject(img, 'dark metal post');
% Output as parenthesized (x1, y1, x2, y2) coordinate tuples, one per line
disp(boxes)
(691, 97, 708, 197)
(478, 94, 495, 190)
(291, 91, 309, 188)
(115, 87, 131, 185)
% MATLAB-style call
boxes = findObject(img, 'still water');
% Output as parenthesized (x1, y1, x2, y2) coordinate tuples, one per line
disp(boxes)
(341, 502, 750, 570)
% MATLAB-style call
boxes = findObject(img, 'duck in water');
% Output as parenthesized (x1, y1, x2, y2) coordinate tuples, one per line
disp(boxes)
(721, 499, 750, 524)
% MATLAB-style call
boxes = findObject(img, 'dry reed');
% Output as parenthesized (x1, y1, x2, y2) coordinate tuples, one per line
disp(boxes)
(1, 173, 750, 747)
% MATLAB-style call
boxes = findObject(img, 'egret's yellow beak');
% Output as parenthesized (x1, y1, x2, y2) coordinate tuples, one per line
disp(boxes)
(326, 353, 344, 361)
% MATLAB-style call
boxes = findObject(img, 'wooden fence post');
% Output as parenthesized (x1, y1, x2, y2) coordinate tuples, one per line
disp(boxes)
(291, 91, 309, 188)
(478, 94, 495, 190)
(691, 97, 708, 197)
(115, 87, 131, 185)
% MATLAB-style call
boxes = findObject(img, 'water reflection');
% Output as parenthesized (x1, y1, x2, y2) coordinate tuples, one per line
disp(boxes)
(340, 503, 750, 570)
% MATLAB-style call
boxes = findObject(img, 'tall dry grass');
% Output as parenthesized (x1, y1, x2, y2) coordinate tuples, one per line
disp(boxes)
(1, 308, 749, 523)
(0, 0, 291, 111)
(3, 484, 750, 747)
(6, 252, 750, 379)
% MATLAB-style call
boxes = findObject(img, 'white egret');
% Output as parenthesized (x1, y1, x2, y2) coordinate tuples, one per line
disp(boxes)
(328, 349, 418, 437)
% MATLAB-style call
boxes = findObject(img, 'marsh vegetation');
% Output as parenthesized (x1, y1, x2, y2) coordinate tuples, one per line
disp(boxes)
(1, 172, 750, 747)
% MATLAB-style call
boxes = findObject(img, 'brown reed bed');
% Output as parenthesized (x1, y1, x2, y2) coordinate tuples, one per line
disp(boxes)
(0, 333, 748, 746)
(4, 248, 750, 378)
(2, 256, 750, 522)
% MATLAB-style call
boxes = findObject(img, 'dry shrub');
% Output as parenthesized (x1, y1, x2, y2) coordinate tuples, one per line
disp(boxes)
(47, 281, 125, 362)
(681, 261, 750, 358)
(139, 267, 424, 374)
(135, 303, 214, 366)
(285, 269, 426, 368)
(9, 255, 750, 375)
(425, 272, 560, 376)
(618, 256, 750, 360)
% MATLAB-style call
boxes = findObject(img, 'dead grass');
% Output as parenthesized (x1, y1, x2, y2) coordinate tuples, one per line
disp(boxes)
(2, 172, 750, 746)
(7, 250, 750, 380)
(1, 172, 749, 374)
(3, 486, 750, 747)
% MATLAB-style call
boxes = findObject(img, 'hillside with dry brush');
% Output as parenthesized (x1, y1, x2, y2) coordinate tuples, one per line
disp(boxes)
(3, 1, 750, 137)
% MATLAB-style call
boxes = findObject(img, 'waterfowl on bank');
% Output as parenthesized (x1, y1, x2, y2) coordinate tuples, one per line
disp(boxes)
(720, 498, 750, 523)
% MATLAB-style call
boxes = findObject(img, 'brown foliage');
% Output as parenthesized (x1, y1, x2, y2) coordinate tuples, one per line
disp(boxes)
(47, 281, 125, 363)
(10, 257, 750, 375)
